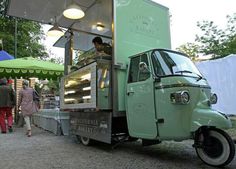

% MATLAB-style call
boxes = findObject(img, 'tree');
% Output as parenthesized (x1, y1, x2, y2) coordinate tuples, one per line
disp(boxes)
(0, 13, 48, 58)
(196, 13, 236, 58)
(176, 43, 200, 61)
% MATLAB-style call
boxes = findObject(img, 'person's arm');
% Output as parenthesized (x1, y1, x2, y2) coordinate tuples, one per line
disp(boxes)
(10, 88, 16, 107)
(18, 90, 22, 110)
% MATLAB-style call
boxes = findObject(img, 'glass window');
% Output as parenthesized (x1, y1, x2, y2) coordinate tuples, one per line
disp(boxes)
(64, 70, 92, 104)
(97, 63, 110, 89)
(128, 56, 140, 83)
(151, 52, 165, 76)
(128, 53, 150, 83)
(152, 50, 202, 78)
(139, 54, 150, 81)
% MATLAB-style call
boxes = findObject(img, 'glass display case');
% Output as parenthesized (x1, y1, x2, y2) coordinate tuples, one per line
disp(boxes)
(60, 59, 111, 110)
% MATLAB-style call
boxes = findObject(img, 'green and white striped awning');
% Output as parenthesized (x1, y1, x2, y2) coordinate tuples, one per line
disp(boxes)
(0, 57, 64, 79)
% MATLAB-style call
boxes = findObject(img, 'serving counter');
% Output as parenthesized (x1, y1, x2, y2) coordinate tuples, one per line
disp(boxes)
(32, 109, 69, 135)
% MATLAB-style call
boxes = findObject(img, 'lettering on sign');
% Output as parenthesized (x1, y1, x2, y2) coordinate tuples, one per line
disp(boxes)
(116, 0, 132, 7)
(77, 125, 97, 133)
(129, 15, 159, 37)
(76, 118, 109, 134)
(78, 119, 99, 126)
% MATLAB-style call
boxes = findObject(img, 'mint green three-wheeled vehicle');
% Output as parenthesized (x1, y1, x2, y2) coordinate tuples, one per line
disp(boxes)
(59, 0, 235, 167)
(126, 49, 235, 167)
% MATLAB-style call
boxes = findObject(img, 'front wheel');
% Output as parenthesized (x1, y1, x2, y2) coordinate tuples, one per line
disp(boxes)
(194, 128, 235, 167)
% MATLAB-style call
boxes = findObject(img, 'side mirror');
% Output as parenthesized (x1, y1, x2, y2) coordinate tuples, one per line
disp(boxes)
(210, 93, 217, 104)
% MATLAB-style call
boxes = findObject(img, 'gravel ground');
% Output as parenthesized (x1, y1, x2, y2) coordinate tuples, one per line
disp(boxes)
(0, 126, 236, 169)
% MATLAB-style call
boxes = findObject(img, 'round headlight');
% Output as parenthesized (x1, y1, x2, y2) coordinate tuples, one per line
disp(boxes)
(210, 93, 217, 104)
(181, 91, 190, 104)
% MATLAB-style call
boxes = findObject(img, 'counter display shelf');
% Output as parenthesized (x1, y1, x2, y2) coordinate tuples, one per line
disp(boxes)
(60, 59, 111, 110)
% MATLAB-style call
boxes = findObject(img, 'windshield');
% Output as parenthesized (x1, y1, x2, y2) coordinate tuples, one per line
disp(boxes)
(152, 50, 202, 78)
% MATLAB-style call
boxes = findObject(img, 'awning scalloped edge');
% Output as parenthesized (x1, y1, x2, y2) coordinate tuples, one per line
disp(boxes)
(13, 69, 20, 73)
(6, 69, 12, 73)
(0, 68, 63, 76)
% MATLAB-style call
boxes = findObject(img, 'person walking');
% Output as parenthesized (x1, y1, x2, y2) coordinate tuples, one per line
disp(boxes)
(0, 78, 16, 134)
(18, 80, 38, 137)
(6, 78, 15, 132)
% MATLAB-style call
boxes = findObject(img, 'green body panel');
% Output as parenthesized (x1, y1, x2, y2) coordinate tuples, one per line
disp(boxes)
(154, 76, 210, 140)
(191, 109, 232, 131)
(97, 88, 111, 109)
(117, 70, 127, 111)
(189, 83, 232, 131)
(126, 63, 232, 140)
(114, 0, 171, 111)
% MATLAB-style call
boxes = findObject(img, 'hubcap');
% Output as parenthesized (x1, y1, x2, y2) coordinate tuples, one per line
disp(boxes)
(203, 136, 223, 158)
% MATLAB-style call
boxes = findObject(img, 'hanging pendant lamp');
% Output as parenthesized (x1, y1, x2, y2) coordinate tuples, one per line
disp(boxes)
(96, 22, 105, 31)
(47, 17, 64, 37)
(63, 2, 85, 19)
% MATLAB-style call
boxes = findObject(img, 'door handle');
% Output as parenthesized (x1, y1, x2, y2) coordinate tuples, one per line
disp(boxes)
(127, 91, 134, 96)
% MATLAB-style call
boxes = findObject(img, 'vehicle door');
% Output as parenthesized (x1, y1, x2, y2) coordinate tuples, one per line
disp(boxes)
(126, 53, 158, 139)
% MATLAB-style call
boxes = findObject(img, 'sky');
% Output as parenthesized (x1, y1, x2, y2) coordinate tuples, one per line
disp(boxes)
(44, 0, 236, 60)
(153, 0, 236, 49)
(43, 25, 65, 61)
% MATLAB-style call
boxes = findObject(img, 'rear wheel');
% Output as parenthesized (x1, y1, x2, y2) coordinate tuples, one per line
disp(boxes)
(195, 128, 235, 167)
(80, 136, 92, 146)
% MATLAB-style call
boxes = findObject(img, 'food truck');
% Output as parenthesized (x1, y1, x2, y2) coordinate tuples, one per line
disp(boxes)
(57, 0, 235, 167)
(5, 0, 235, 167)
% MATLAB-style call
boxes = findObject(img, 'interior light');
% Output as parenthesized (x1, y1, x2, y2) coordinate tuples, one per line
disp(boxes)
(83, 87, 91, 91)
(81, 73, 91, 81)
(63, 3, 85, 19)
(82, 95, 91, 99)
(47, 25, 64, 37)
(47, 16, 64, 37)
(96, 22, 105, 31)
(64, 98, 75, 102)
(65, 80, 77, 87)
(103, 69, 107, 78)
(65, 90, 76, 95)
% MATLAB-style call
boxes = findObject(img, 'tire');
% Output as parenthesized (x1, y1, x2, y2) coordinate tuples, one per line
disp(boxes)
(80, 136, 91, 146)
(195, 128, 235, 167)
(75, 135, 81, 143)
(128, 137, 139, 142)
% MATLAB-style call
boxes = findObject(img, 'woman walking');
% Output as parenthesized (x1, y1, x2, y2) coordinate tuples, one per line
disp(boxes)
(18, 80, 38, 137)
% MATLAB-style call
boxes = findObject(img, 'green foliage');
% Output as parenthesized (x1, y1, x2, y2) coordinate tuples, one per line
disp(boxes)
(47, 57, 64, 65)
(176, 43, 200, 61)
(48, 79, 60, 96)
(196, 13, 236, 58)
(0, 14, 48, 58)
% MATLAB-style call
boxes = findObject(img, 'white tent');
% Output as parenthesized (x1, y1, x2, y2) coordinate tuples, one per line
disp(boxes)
(196, 54, 236, 115)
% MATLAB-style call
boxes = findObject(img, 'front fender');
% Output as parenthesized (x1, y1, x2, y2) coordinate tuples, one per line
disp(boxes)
(191, 108, 232, 132)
